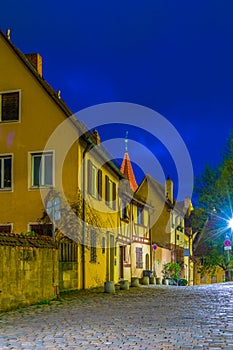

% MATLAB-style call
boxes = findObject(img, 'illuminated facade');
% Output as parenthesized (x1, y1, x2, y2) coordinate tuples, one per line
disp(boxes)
(0, 30, 124, 291)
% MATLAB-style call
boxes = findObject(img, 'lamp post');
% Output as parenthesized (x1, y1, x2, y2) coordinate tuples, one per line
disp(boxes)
(225, 216, 233, 281)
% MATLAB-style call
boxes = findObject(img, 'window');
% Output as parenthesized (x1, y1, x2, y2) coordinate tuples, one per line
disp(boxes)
(136, 247, 143, 268)
(0, 155, 12, 189)
(172, 213, 175, 228)
(122, 200, 128, 220)
(0, 91, 20, 122)
(137, 206, 143, 225)
(0, 224, 12, 233)
(88, 160, 102, 199)
(122, 246, 126, 261)
(31, 152, 53, 187)
(102, 236, 105, 254)
(29, 223, 53, 237)
(90, 230, 97, 263)
(60, 242, 77, 262)
(105, 175, 116, 209)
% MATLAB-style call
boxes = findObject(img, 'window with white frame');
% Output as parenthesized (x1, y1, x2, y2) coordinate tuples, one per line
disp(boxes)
(88, 160, 102, 199)
(29, 223, 53, 237)
(137, 206, 143, 225)
(31, 152, 53, 187)
(105, 175, 116, 209)
(0, 224, 12, 233)
(0, 91, 20, 122)
(0, 155, 12, 190)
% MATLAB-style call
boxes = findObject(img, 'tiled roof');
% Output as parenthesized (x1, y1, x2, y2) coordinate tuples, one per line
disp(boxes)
(120, 152, 138, 192)
(0, 30, 125, 180)
(0, 232, 56, 248)
(0, 30, 74, 120)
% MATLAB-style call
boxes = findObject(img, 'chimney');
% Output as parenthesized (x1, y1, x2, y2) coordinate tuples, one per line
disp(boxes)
(91, 129, 101, 145)
(165, 175, 173, 204)
(25, 53, 42, 76)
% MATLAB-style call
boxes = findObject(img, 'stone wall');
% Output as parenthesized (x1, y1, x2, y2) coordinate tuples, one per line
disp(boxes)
(0, 233, 59, 311)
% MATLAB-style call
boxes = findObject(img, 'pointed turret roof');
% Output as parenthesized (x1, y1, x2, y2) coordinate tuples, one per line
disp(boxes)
(120, 152, 138, 192)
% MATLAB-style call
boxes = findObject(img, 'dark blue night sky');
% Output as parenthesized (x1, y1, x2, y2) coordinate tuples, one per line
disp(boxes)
(1, 0, 233, 201)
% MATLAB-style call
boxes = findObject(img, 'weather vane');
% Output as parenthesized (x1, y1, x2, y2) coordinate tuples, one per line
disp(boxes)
(125, 131, 128, 152)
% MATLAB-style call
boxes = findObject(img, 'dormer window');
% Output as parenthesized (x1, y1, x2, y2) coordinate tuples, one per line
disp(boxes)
(0, 91, 20, 122)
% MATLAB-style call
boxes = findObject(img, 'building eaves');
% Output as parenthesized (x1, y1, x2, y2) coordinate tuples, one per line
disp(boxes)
(0, 30, 74, 120)
(0, 30, 125, 180)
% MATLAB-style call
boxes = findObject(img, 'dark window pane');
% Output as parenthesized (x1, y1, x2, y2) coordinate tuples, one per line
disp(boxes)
(0, 159, 2, 188)
(102, 237, 105, 254)
(98, 169, 102, 200)
(4, 158, 12, 188)
(33, 156, 41, 186)
(2, 92, 19, 121)
(105, 175, 109, 204)
(30, 224, 53, 237)
(59, 242, 77, 262)
(0, 157, 12, 189)
(44, 154, 53, 185)
(90, 230, 97, 263)
(136, 247, 143, 268)
(112, 182, 116, 210)
(0, 225, 11, 233)
(88, 160, 92, 194)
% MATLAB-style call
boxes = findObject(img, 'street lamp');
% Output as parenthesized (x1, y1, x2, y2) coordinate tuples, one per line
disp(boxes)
(225, 216, 233, 281)
(228, 217, 233, 230)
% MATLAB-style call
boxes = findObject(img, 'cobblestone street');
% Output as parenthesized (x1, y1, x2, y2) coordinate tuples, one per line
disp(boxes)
(1, 283, 233, 349)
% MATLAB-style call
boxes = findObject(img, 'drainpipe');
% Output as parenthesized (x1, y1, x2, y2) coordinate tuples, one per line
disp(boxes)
(149, 214, 153, 272)
(82, 140, 93, 290)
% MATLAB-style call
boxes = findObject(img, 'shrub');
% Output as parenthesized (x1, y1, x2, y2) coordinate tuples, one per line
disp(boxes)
(162, 262, 180, 280)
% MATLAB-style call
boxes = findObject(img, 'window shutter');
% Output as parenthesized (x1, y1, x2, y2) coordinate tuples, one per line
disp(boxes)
(113, 182, 116, 210)
(98, 169, 102, 200)
(105, 175, 109, 204)
(2, 92, 19, 121)
(88, 160, 92, 194)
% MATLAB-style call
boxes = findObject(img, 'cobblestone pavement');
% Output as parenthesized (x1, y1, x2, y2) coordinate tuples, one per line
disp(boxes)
(1, 283, 233, 350)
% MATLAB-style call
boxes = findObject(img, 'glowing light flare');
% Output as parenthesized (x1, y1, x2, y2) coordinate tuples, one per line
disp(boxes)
(228, 217, 233, 230)
(7, 131, 15, 148)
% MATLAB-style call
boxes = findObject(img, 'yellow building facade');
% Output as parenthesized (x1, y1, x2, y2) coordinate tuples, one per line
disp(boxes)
(0, 30, 124, 292)
(136, 174, 195, 284)
(118, 180, 151, 281)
